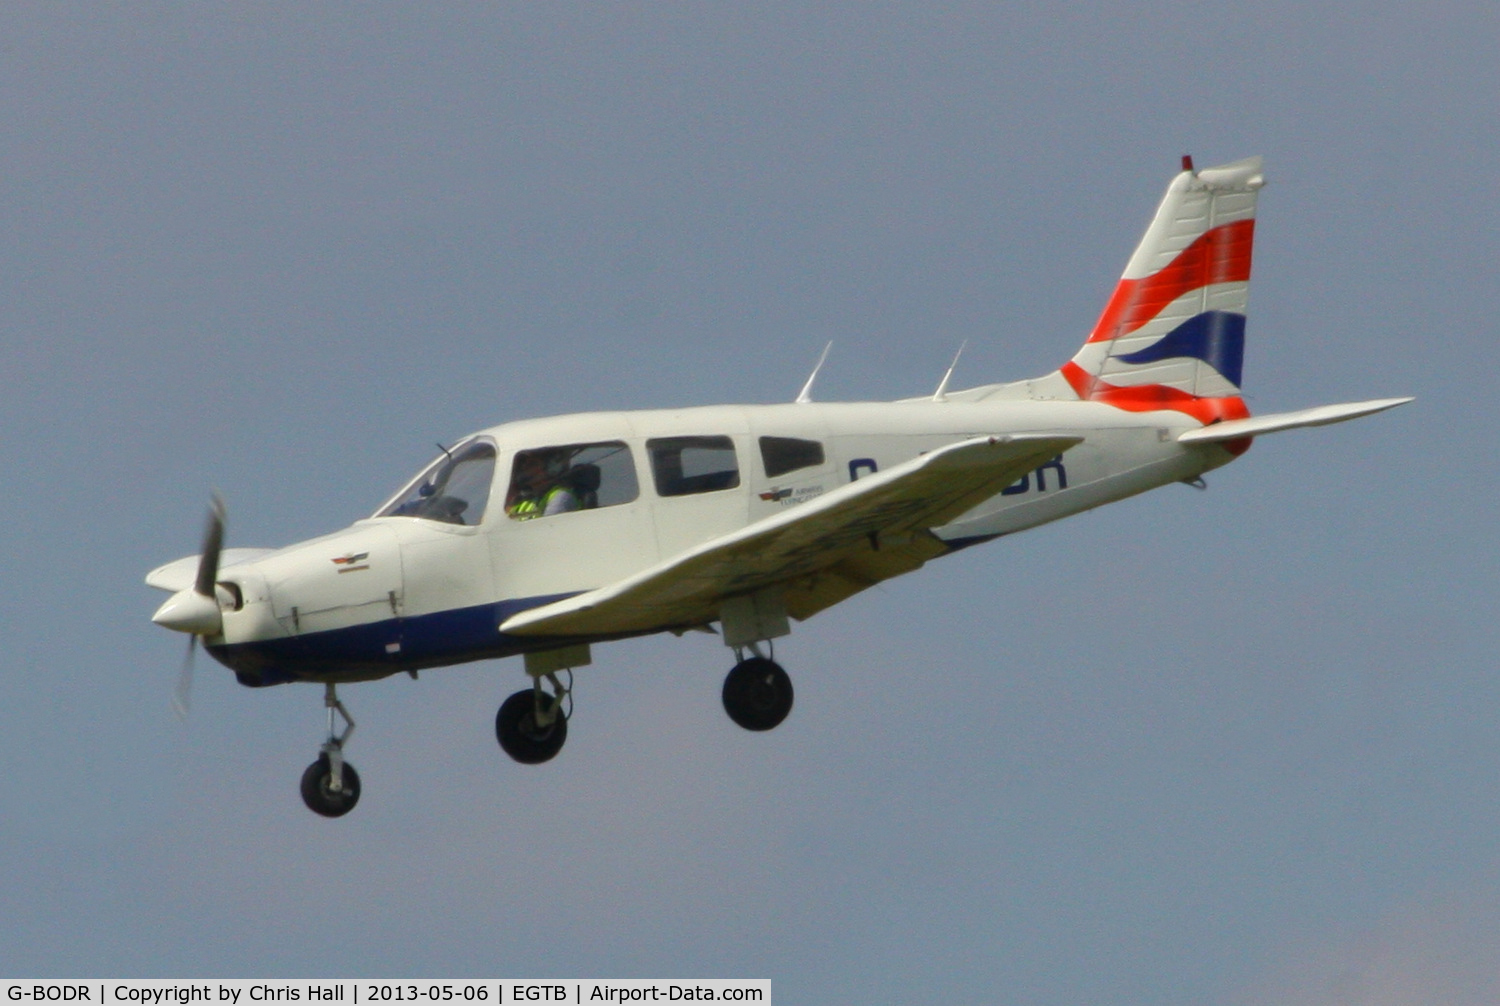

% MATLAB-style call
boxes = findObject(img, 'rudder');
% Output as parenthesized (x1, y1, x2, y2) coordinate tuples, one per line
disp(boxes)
(1058, 155, 1264, 425)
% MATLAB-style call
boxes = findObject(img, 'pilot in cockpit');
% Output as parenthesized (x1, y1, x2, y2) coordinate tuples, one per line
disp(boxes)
(507, 449, 580, 520)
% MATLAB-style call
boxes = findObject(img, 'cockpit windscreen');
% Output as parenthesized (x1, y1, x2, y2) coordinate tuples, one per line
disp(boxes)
(376, 440, 497, 525)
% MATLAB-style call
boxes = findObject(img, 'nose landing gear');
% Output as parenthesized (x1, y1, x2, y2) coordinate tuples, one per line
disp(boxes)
(300, 683, 361, 817)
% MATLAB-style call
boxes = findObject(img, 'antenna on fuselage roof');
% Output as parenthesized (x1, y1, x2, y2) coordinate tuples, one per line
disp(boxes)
(795, 342, 833, 404)
(932, 341, 967, 402)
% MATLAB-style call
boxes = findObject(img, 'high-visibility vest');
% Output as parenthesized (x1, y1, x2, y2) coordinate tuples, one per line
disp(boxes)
(512, 485, 571, 521)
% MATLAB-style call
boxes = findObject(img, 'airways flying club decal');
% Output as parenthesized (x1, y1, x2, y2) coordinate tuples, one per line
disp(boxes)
(331, 552, 370, 573)
(760, 485, 825, 507)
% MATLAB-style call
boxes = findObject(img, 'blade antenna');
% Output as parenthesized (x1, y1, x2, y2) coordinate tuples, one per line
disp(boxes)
(795, 342, 833, 404)
(933, 341, 967, 402)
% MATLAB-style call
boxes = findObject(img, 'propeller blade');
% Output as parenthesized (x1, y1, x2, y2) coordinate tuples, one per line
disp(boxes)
(172, 636, 195, 720)
(193, 495, 226, 599)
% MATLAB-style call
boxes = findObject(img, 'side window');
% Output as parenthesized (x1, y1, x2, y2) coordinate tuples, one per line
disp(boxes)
(760, 436, 825, 478)
(648, 436, 740, 497)
(507, 441, 638, 520)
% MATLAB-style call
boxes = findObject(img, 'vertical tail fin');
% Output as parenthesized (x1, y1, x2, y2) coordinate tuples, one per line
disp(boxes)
(1056, 156, 1265, 425)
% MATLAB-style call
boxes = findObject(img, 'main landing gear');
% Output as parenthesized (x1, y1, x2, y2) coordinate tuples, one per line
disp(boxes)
(495, 670, 571, 764)
(301, 683, 361, 818)
(490, 627, 798, 771)
(722, 645, 794, 731)
(495, 645, 583, 765)
(718, 590, 794, 732)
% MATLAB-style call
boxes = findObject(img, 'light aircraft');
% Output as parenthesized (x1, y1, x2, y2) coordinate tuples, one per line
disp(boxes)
(148, 156, 1410, 817)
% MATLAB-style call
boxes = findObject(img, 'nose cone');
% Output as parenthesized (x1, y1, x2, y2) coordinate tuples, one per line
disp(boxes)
(152, 588, 223, 636)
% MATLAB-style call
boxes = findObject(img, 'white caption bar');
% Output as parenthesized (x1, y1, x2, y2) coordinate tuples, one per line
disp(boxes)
(3, 983, 770, 1005)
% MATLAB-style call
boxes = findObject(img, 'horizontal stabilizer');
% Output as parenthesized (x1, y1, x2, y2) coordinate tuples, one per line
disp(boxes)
(501, 433, 1082, 639)
(1177, 397, 1413, 444)
(145, 548, 272, 592)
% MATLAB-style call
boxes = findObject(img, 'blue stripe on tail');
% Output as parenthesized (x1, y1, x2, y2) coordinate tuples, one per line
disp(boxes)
(1114, 310, 1246, 388)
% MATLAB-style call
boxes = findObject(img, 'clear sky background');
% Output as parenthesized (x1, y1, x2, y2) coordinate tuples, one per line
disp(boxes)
(1, 3, 1495, 1002)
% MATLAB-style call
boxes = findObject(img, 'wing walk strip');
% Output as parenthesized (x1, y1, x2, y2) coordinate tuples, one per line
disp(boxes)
(500, 434, 1083, 638)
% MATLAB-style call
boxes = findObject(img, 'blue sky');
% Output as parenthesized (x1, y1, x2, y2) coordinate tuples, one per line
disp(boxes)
(2, 4, 1496, 1002)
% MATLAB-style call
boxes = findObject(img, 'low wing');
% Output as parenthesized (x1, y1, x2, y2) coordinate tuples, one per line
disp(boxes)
(1178, 397, 1412, 444)
(145, 548, 273, 592)
(501, 434, 1082, 638)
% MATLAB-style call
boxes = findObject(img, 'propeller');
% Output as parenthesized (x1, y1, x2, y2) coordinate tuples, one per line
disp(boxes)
(154, 495, 226, 719)
(193, 494, 225, 599)
(173, 636, 196, 720)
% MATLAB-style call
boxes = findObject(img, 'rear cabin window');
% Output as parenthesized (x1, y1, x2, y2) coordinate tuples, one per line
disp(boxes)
(760, 436, 825, 478)
(648, 436, 740, 497)
(506, 441, 638, 520)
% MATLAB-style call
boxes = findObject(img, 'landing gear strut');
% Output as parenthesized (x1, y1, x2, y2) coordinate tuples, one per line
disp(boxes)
(722, 643, 794, 732)
(300, 683, 361, 817)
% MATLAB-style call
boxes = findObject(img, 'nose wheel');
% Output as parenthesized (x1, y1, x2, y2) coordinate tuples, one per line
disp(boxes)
(301, 683, 361, 817)
(301, 753, 362, 817)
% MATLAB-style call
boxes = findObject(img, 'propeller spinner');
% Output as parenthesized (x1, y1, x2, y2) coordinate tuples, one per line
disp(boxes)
(152, 496, 226, 718)
(151, 496, 227, 636)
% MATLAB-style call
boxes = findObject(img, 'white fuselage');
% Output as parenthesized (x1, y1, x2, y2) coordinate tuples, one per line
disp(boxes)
(197, 396, 1236, 686)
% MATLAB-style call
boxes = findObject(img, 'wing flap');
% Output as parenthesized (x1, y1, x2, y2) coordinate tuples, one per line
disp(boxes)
(501, 434, 1081, 638)
(1178, 397, 1412, 444)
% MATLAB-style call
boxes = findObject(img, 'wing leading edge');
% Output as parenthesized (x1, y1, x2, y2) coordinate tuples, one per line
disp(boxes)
(500, 434, 1083, 639)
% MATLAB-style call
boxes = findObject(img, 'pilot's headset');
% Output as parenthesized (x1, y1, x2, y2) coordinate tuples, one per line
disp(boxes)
(542, 450, 571, 481)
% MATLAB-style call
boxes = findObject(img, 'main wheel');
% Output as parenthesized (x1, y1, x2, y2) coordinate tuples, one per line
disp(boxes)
(496, 688, 569, 764)
(722, 657, 794, 731)
(300, 754, 362, 817)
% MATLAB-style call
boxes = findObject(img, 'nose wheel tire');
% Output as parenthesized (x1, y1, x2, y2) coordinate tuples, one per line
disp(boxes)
(300, 754, 362, 817)
(496, 688, 569, 764)
(722, 657, 794, 731)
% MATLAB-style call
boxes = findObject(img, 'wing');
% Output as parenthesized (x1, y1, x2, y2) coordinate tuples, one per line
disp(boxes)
(501, 434, 1082, 638)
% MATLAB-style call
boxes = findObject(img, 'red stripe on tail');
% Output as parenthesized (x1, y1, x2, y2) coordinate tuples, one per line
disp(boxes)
(1087, 219, 1255, 344)
(1060, 361, 1250, 428)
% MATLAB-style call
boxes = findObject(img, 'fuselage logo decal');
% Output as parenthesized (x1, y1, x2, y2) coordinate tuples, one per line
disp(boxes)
(760, 485, 824, 507)
(332, 552, 371, 573)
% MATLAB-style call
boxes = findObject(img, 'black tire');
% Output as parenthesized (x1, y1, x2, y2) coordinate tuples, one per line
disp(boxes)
(300, 754, 362, 818)
(495, 688, 569, 764)
(722, 657, 794, 731)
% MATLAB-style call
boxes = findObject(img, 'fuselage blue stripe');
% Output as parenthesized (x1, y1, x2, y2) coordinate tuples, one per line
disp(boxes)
(208, 593, 582, 686)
